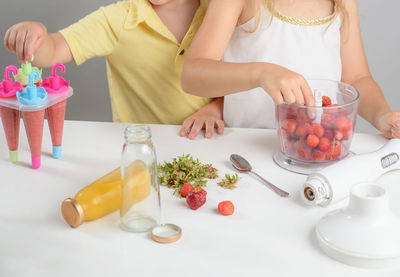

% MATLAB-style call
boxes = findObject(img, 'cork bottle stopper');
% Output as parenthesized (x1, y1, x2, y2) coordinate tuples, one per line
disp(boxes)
(61, 198, 85, 228)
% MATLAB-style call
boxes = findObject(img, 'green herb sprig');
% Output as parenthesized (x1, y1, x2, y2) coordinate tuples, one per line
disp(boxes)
(158, 154, 218, 196)
(217, 173, 240, 190)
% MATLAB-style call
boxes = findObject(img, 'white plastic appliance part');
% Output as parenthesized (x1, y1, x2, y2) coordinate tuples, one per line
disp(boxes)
(316, 183, 400, 268)
(302, 139, 400, 207)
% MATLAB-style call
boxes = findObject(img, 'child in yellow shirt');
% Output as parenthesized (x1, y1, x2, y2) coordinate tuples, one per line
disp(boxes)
(4, 0, 224, 139)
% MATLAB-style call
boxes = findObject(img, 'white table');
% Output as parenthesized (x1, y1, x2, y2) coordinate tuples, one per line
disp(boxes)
(0, 120, 399, 277)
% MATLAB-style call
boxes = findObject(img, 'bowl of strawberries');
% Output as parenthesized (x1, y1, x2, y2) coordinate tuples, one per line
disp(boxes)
(274, 79, 359, 174)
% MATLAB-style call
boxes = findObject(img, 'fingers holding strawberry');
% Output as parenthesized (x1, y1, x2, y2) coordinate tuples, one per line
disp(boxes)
(259, 63, 315, 106)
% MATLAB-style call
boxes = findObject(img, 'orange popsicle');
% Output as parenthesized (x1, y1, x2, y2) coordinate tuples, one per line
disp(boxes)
(46, 100, 67, 159)
(0, 106, 20, 162)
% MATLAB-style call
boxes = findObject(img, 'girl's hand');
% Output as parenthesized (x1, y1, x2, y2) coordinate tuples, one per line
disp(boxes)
(4, 22, 47, 64)
(376, 111, 400, 139)
(259, 63, 315, 106)
(179, 98, 225, 139)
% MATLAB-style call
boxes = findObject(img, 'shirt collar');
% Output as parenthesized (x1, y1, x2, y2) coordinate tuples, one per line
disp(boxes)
(124, 0, 207, 30)
(124, 0, 151, 29)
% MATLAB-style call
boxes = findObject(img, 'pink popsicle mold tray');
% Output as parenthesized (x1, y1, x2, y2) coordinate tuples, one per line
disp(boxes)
(0, 62, 73, 169)
(0, 63, 73, 111)
(0, 87, 73, 111)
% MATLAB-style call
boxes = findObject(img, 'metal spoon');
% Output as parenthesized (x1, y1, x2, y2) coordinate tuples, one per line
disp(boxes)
(230, 154, 289, 198)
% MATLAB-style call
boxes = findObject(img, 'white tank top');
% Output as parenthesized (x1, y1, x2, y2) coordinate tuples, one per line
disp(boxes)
(223, 7, 342, 128)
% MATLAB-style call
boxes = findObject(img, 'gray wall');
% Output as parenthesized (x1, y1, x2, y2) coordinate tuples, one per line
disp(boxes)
(0, 0, 399, 133)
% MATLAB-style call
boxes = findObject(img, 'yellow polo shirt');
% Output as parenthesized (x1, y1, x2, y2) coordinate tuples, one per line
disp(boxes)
(60, 0, 210, 124)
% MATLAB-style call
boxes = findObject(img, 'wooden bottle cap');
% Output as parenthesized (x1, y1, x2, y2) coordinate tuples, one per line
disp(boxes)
(61, 198, 85, 228)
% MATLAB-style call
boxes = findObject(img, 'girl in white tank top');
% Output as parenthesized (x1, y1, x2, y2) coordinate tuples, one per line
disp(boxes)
(223, 6, 341, 128)
(182, 0, 400, 139)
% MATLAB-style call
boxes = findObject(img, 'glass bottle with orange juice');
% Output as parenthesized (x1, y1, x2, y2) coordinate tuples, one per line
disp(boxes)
(120, 125, 161, 232)
(61, 167, 121, 228)
(61, 125, 160, 230)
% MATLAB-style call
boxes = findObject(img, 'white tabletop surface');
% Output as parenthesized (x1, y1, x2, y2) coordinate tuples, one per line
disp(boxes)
(1, 120, 399, 277)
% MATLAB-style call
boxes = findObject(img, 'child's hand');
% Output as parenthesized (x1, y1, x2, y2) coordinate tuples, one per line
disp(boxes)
(179, 98, 225, 139)
(376, 111, 400, 139)
(4, 22, 47, 64)
(259, 63, 315, 106)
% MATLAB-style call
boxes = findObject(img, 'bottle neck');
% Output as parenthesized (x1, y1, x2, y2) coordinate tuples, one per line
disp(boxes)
(124, 125, 152, 143)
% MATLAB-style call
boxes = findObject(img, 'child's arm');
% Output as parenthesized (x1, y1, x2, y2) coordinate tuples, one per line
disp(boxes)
(4, 22, 73, 67)
(341, 0, 400, 138)
(179, 97, 224, 139)
(182, 0, 315, 106)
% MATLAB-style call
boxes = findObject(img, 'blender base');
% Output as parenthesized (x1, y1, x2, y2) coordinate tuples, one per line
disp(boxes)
(273, 150, 354, 175)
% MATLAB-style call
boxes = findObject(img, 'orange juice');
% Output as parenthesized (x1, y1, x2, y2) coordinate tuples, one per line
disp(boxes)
(62, 168, 121, 228)
(120, 160, 151, 216)
(62, 163, 152, 228)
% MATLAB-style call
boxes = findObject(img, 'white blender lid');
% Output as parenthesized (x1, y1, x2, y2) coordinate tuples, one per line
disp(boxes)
(316, 183, 400, 268)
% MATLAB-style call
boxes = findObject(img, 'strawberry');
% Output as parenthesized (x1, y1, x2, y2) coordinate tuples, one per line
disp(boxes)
(298, 147, 312, 160)
(335, 116, 352, 132)
(186, 187, 207, 210)
(297, 142, 312, 160)
(324, 104, 340, 115)
(324, 129, 334, 141)
(310, 123, 324, 137)
(280, 128, 292, 139)
(322, 96, 332, 107)
(295, 123, 311, 137)
(321, 113, 335, 129)
(343, 130, 351, 140)
(281, 119, 297, 134)
(318, 137, 331, 151)
(193, 186, 207, 196)
(312, 150, 326, 161)
(332, 141, 342, 158)
(334, 130, 344, 141)
(278, 104, 297, 120)
(306, 134, 319, 148)
(326, 140, 341, 160)
(180, 183, 193, 197)
(218, 201, 235, 216)
(297, 108, 313, 123)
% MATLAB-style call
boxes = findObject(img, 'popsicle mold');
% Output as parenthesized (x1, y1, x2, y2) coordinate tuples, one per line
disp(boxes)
(17, 71, 47, 105)
(0, 106, 20, 162)
(12, 60, 42, 86)
(41, 63, 70, 94)
(0, 65, 23, 97)
(47, 100, 67, 159)
(22, 109, 45, 169)
(0, 62, 73, 169)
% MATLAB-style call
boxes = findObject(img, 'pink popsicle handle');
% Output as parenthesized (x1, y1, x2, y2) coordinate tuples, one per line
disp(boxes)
(52, 63, 66, 78)
(4, 65, 18, 81)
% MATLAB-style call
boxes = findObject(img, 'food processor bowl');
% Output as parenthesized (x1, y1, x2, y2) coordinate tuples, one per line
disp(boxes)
(274, 79, 359, 175)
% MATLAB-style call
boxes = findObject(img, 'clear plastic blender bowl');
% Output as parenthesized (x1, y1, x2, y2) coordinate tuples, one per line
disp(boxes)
(274, 79, 359, 175)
